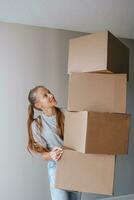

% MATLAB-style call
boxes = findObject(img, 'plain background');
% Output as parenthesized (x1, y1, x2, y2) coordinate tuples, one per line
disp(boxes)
(0, 21, 134, 200)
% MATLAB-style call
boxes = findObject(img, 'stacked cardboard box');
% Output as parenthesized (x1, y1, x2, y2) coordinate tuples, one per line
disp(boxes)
(55, 31, 131, 195)
(68, 31, 129, 78)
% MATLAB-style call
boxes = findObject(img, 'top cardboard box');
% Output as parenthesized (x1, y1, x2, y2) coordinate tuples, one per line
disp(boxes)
(68, 31, 129, 80)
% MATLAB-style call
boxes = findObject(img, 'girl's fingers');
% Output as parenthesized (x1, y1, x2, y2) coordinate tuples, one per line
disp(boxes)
(50, 152, 60, 160)
(53, 149, 63, 156)
(50, 147, 64, 161)
(52, 146, 63, 152)
(50, 151, 57, 159)
(50, 152, 55, 159)
(56, 151, 64, 161)
(55, 154, 62, 161)
(57, 147, 63, 151)
(52, 146, 59, 151)
(50, 152, 63, 161)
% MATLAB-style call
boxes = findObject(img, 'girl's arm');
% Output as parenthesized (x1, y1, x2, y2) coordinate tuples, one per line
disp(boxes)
(42, 151, 52, 160)
(42, 147, 63, 161)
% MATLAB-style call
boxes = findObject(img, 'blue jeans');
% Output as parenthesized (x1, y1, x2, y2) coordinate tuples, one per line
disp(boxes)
(47, 160, 82, 200)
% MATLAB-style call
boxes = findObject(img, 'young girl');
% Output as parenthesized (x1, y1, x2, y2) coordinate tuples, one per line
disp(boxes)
(27, 85, 81, 200)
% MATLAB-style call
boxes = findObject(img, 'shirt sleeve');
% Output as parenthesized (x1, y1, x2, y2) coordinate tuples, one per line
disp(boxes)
(31, 121, 47, 148)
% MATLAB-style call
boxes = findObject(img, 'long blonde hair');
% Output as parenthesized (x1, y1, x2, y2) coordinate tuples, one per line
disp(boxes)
(27, 85, 65, 154)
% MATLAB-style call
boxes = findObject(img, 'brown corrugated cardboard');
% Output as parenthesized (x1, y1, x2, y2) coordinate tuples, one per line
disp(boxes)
(68, 31, 129, 80)
(64, 111, 131, 154)
(55, 150, 115, 195)
(68, 73, 127, 113)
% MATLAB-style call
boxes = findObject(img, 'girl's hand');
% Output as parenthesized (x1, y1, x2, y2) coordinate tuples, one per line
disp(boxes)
(50, 146, 64, 161)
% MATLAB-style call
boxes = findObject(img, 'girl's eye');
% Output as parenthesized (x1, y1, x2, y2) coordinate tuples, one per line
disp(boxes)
(43, 91, 51, 97)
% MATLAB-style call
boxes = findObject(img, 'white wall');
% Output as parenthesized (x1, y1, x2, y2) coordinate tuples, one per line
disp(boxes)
(0, 21, 83, 200)
(0, 22, 134, 200)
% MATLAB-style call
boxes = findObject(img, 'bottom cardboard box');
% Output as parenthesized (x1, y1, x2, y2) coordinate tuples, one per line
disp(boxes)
(55, 150, 115, 195)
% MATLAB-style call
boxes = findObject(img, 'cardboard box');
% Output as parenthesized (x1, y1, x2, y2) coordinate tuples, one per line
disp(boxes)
(68, 73, 127, 113)
(55, 150, 115, 195)
(68, 31, 129, 80)
(64, 111, 130, 154)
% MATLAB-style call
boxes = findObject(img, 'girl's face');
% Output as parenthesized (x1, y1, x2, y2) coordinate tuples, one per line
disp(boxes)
(35, 88, 57, 110)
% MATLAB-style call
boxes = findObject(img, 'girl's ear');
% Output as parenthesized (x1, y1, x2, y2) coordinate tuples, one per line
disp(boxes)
(35, 102, 42, 110)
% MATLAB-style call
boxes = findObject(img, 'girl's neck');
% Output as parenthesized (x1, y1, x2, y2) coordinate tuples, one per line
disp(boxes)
(42, 107, 56, 117)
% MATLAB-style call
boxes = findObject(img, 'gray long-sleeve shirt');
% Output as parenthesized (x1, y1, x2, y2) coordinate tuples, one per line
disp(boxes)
(31, 111, 64, 151)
